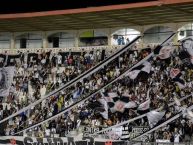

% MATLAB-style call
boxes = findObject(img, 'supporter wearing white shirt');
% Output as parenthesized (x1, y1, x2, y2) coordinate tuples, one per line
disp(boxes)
(174, 134, 180, 143)
(34, 72, 39, 79)
(41, 58, 46, 65)
(45, 128, 51, 137)
(115, 67, 120, 76)
(57, 54, 62, 65)
(17, 66, 24, 76)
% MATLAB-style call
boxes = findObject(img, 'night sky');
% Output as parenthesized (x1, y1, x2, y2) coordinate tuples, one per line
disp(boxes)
(0, 0, 155, 14)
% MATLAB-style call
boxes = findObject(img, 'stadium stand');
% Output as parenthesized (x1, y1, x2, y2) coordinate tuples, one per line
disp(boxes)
(0, 0, 193, 145)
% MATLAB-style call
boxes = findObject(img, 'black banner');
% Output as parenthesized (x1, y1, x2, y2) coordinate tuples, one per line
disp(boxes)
(0, 136, 127, 145)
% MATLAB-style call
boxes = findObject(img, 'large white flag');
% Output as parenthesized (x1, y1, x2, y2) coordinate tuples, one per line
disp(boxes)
(0, 67, 15, 97)
(147, 111, 166, 128)
(126, 70, 140, 80)
(141, 61, 151, 74)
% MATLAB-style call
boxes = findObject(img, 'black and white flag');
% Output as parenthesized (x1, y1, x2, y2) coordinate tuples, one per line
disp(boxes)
(126, 61, 151, 80)
(0, 67, 15, 97)
(180, 36, 193, 65)
(154, 44, 174, 60)
(101, 91, 137, 113)
(170, 68, 185, 89)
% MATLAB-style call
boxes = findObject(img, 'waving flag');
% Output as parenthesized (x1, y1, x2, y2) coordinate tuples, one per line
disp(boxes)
(126, 61, 151, 80)
(170, 68, 185, 89)
(181, 37, 193, 63)
(154, 44, 174, 59)
(101, 91, 118, 112)
(101, 91, 138, 113)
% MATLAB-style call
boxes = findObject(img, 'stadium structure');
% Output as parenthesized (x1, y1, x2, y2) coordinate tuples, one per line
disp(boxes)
(0, 0, 193, 144)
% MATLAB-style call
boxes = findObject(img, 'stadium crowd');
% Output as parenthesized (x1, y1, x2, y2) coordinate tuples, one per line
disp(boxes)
(1, 44, 150, 137)
(1, 37, 193, 143)
(0, 48, 105, 116)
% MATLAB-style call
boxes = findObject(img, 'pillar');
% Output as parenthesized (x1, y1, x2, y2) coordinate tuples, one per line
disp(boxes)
(139, 26, 144, 48)
(42, 32, 48, 48)
(10, 33, 15, 49)
(173, 23, 179, 45)
(107, 28, 112, 46)
(75, 30, 79, 47)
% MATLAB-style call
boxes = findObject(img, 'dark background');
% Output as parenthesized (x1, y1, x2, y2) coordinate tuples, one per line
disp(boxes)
(0, 0, 156, 14)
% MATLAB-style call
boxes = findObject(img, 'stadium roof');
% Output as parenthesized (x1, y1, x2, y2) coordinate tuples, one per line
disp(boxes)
(0, 0, 193, 32)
